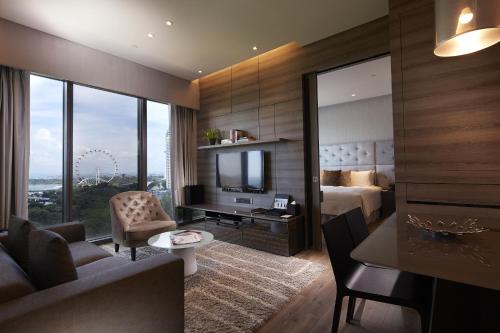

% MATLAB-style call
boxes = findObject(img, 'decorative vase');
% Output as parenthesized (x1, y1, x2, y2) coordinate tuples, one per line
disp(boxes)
(209, 138, 217, 145)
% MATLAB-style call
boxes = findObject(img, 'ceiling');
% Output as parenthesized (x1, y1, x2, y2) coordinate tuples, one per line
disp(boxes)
(317, 56, 392, 107)
(0, 0, 388, 80)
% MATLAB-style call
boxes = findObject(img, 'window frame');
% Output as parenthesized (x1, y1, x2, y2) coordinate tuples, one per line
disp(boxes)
(29, 73, 171, 240)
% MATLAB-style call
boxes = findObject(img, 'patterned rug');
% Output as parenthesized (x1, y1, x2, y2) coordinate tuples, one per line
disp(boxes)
(103, 240, 325, 333)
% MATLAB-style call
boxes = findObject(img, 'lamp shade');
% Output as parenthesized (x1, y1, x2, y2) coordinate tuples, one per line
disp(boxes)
(434, 0, 500, 57)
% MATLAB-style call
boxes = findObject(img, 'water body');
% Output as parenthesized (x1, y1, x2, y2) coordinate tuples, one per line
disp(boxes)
(29, 184, 62, 192)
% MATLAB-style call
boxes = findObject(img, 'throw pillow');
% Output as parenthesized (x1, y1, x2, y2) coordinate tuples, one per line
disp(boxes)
(320, 170, 341, 186)
(350, 170, 375, 187)
(339, 170, 351, 186)
(7, 216, 36, 271)
(29, 229, 77, 290)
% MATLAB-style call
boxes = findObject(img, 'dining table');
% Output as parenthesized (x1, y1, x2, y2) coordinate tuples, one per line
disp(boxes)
(351, 209, 500, 332)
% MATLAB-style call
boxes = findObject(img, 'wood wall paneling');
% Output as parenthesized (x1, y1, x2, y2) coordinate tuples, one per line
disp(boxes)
(258, 43, 304, 107)
(231, 57, 259, 113)
(258, 105, 276, 140)
(215, 108, 259, 139)
(198, 17, 391, 249)
(391, 0, 500, 206)
(199, 67, 232, 117)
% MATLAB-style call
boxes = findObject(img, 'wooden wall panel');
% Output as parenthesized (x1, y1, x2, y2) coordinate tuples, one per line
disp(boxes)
(390, 0, 500, 207)
(197, 16, 391, 248)
(199, 67, 231, 117)
(215, 108, 259, 139)
(274, 99, 303, 140)
(258, 105, 275, 140)
(258, 43, 303, 107)
(231, 57, 259, 113)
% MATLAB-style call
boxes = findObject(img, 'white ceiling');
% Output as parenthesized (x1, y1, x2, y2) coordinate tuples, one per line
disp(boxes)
(317, 56, 392, 107)
(0, 0, 388, 80)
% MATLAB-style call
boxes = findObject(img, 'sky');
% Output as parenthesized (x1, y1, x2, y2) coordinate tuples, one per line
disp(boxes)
(29, 75, 170, 179)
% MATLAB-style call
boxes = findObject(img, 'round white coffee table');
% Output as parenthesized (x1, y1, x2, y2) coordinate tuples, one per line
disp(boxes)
(148, 230, 214, 276)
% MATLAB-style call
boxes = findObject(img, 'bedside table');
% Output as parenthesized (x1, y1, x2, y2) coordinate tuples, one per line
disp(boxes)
(381, 189, 395, 217)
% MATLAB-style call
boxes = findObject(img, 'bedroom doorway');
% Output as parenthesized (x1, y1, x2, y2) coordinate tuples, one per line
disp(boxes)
(304, 55, 395, 249)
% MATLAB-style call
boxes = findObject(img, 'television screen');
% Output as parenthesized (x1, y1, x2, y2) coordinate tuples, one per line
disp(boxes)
(216, 150, 264, 192)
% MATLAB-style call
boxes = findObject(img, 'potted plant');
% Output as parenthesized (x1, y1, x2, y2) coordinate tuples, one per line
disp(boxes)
(202, 128, 221, 145)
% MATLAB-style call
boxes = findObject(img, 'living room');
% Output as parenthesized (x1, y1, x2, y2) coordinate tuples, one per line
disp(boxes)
(1, 1, 500, 333)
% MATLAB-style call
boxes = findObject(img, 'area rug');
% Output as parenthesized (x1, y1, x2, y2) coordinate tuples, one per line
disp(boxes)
(103, 240, 326, 333)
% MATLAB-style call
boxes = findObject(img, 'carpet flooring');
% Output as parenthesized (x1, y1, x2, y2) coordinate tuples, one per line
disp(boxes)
(104, 240, 325, 333)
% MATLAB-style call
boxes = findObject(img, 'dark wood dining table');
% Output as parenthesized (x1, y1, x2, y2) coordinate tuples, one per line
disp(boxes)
(351, 211, 500, 332)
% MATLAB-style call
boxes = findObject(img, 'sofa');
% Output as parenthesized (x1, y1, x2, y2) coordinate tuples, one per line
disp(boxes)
(0, 217, 184, 333)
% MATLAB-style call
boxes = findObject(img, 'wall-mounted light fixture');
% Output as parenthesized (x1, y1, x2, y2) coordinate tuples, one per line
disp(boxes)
(434, 0, 500, 57)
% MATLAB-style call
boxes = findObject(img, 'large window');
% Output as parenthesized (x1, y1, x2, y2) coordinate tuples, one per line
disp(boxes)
(72, 85, 139, 238)
(29, 74, 174, 239)
(146, 101, 173, 217)
(28, 75, 64, 227)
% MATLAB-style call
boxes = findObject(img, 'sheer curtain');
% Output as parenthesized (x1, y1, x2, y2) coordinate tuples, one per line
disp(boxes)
(0, 66, 30, 229)
(171, 104, 197, 208)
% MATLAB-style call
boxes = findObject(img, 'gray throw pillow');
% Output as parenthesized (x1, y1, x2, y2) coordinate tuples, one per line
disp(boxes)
(7, 216, 36, 271)
(29, 229, 78, 290)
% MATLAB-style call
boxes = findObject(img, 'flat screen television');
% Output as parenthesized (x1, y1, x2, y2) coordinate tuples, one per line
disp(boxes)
(216, 150, 265, 193)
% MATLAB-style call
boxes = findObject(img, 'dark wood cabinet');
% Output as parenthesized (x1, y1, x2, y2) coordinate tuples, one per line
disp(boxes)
(381, 190, 395, 218)
(181, 204, 305, 256)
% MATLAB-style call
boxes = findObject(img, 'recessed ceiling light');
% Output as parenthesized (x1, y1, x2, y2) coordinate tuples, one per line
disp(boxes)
(166, 20, 173, 26)
(252, 46, 258, 51)
(197, 70, 203, 74)
(351, 93, 356, 97)
(147, 32, 154, 38)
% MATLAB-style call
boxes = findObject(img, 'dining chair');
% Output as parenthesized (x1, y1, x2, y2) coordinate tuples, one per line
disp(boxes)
(344, 207, 369, 246)
(322, 214, 432, 333)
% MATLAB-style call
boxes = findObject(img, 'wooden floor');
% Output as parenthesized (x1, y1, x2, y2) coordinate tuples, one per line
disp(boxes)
(256, 218, 421, 333)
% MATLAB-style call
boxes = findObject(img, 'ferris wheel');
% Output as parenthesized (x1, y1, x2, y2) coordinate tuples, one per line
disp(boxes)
(75, 149, 119, 187)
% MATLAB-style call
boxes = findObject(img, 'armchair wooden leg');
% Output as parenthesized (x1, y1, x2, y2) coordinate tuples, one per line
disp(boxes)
(332, 293, 343, 333)
(114, 243, 120, 253)
(131, 247, 136, 261)
(347, 296, 356, 323)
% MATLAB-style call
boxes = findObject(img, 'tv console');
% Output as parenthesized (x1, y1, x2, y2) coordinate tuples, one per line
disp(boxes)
(181, 203, 305, 256)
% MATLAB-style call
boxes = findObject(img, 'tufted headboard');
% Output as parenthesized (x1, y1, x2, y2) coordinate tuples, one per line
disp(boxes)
(319, 140, 394, 188)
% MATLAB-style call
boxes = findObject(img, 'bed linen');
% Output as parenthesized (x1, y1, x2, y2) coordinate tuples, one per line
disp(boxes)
(320, 185, 382, 219)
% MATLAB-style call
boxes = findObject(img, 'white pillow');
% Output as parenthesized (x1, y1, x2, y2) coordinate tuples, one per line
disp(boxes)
(350, 170, 375, 187)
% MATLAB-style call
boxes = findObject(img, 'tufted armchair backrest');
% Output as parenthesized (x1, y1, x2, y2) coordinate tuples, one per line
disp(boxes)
(110, 191, 170, 230)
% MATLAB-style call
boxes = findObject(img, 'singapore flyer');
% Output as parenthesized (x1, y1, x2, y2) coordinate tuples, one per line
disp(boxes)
(74, 149, 118, 187)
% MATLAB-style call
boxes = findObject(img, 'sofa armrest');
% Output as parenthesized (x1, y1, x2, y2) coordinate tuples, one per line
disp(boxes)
(0, 231, 7, 247)
(44, 222, 86, 243)
(0, 254, 184, 333)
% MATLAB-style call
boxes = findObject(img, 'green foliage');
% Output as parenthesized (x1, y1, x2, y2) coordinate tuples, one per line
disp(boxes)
(201, 128, 221, 140)
(29, 178, 174, 239)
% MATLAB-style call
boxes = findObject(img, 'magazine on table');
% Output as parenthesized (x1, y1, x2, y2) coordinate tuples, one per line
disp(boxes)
(171, 230, 203, 245)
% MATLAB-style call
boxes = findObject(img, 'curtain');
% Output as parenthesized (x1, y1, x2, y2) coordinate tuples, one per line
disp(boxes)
(0, 66, 30, 229)
(171, 104, 197, 207)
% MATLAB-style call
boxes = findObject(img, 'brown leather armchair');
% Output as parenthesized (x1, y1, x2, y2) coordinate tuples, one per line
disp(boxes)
(110, 191, 176, 260)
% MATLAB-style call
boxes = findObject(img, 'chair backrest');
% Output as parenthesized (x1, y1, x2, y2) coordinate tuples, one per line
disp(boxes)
(344, 207, 369, 246)
(322, 215, 358, 289)
(109, 191, 170, 229)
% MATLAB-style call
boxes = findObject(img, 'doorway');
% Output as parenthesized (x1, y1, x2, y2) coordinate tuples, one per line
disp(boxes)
(304, 54, 394, 250)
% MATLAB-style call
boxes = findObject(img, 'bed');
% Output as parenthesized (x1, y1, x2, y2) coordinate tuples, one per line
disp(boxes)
(319, 140, 394, 223)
